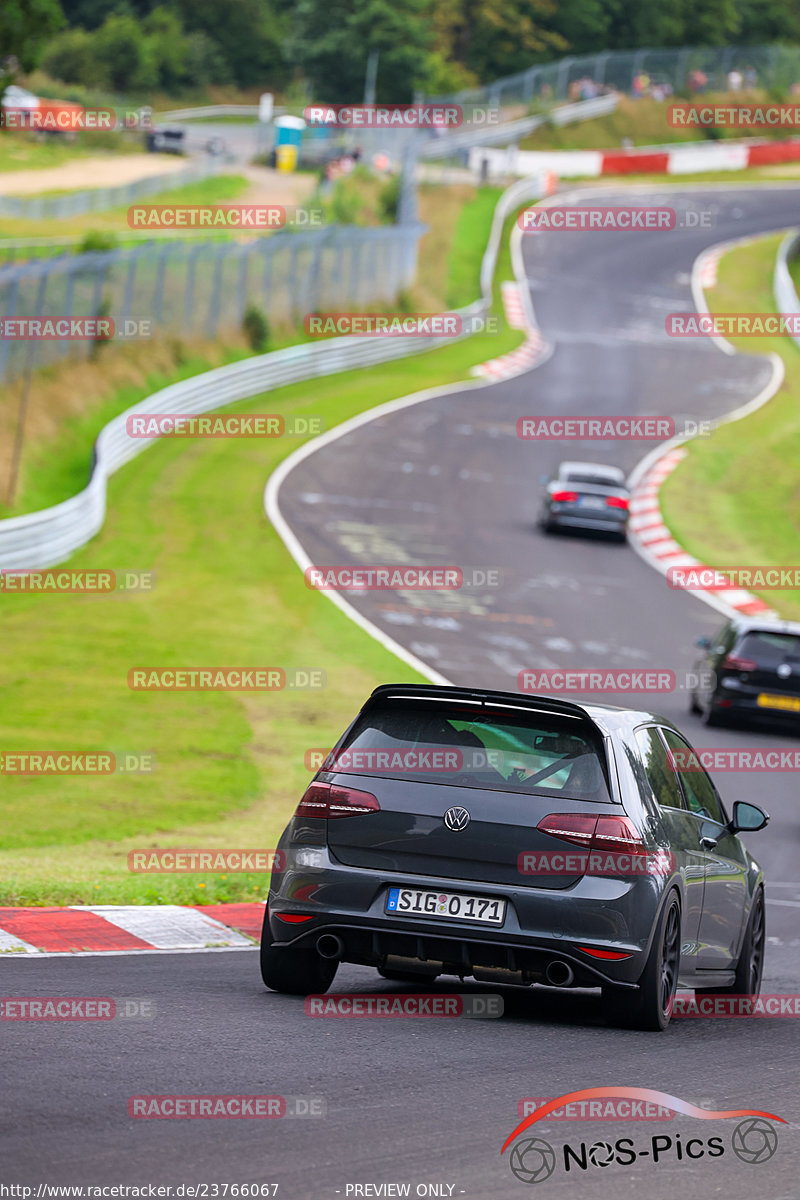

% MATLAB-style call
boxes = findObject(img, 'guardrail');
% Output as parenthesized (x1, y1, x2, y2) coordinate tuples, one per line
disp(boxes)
(0, 174, 550, 570)
(0, 156, 226, 221)
(773, 229, 800, 344)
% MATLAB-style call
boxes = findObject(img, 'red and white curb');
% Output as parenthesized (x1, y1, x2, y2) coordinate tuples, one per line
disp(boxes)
(470, 137, 800, 181)
(0, 903, 264, 956)
(471, 281, 551, 381)
(628, 451, 775, 618)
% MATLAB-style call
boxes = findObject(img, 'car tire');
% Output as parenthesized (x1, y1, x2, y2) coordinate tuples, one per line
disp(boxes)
(701, 700, 721, 727)
(260, 910, 338, 995)
(602, 894, 681, 1032)
(377, 967, 440, 983)
(689, 692, 702, 715)
(696, 887, 765, 998)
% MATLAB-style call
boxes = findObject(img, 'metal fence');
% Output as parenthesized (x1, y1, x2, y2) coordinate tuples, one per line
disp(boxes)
(0, 222, 424, 381)
(0, 156, 227, 222)
(0, 173, 551, 569)
(423, 43, 800, 110)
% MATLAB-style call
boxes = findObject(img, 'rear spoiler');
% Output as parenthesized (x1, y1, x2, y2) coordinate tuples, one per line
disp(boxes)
(365, 683, 596, 724)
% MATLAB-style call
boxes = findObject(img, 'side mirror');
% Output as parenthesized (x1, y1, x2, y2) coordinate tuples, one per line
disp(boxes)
(730, 800, 769, 834)
(694, 635, 711, 650)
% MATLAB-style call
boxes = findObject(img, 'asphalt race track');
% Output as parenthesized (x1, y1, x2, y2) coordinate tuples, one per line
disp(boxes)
(5, 185, 800, 1198)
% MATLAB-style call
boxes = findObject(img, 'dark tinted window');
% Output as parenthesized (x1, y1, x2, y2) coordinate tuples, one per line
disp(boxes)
(563, 471, 625, 489)
(327, 702, 611, 800)
(661, 730, 726, 825)
(634, 726, 685, 810)
(738, 631, 800, 663)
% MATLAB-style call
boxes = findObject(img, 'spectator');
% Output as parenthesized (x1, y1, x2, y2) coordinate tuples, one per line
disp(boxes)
(728, 69, 743, 92)
(744, 65, 758, 89)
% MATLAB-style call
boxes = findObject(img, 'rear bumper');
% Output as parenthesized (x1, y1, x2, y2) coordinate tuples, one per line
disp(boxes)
(546, 511, 628, 535)
(712, 682, 800, 722)
(267, 845, 664, 988)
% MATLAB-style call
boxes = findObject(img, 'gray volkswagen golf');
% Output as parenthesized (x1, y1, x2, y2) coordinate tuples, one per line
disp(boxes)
(261, 684, 768, 1030)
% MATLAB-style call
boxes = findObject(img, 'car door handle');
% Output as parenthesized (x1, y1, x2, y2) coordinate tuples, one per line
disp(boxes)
(700, 836, 718, 851)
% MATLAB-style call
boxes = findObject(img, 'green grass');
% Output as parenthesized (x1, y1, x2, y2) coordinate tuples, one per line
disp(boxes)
(0, 173, 250, 241)
(0, 192, 526, 907)
(659, 230, 800, 620)
(445, 186, 503, 309)
(0, 133, 122, 173)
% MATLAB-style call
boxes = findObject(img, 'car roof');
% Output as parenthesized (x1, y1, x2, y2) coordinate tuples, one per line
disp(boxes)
(725, 615, 800, 636)
(365, 683, 672, 740)
(558, 461, 626, 483)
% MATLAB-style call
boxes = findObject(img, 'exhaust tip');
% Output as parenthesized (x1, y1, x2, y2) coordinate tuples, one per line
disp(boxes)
(316, 933, 344, 960)
(545, 960, 574, 988)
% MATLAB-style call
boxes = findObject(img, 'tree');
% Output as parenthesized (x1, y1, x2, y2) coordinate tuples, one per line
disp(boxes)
(287, 0, 434, 102)
(174, 0, 289, 89)
(0, 0, 65, 75)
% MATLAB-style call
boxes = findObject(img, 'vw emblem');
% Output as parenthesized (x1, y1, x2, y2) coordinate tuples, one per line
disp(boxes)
(443, 806, 470, 832)
(777, 663, 792, 678)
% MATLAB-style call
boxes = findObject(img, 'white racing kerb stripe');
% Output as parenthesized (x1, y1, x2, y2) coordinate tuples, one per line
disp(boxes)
(78, 905, 254, 949)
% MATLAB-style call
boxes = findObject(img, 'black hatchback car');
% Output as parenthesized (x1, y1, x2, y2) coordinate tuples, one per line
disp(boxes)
(261, 684, 768, 1031)
(690, 616, 800, 726)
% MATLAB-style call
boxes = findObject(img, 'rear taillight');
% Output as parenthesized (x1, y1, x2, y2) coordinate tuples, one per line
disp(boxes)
(551, 490, 579, 503)
(295, 781, 379, 819)
(537, 812, 647, 856)
(722, 655, 757, 672)
(536, 812, 596, 846)
(605, 495, 629, 511)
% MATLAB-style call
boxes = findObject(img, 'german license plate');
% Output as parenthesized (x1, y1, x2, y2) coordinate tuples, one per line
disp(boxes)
(578, 496, 604, 509)
(757, 693, 800, 712)
(386, 886, 506, 925)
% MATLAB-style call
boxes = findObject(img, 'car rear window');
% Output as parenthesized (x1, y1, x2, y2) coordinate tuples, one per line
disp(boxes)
(563, 471, 625, 488)
(323, 702, 611, 800)
(738, 631, 800, 662)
